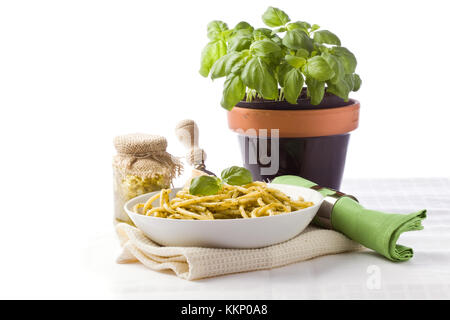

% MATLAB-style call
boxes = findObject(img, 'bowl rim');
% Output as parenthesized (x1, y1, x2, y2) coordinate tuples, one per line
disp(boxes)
(124, 183, 323, 224)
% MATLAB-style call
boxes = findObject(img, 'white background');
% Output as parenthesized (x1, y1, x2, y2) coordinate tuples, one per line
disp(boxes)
(0, 0, 449, 298)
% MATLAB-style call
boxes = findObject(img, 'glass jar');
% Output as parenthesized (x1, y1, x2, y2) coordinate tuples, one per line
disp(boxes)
(112, 133, 182, 224)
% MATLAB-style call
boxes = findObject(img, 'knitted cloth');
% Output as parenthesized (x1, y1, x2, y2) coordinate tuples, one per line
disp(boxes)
(116, 223, 363, 280)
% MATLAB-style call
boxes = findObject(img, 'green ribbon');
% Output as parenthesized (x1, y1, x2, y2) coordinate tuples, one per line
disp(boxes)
(272, 175, 426, 262)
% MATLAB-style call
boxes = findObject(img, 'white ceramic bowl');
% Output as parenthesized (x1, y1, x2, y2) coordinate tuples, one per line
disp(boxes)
(125, 183, 324, 249)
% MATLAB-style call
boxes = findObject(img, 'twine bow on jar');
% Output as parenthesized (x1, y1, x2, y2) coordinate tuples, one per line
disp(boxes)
(113, 133, 183, 179)
(118, 150, 176, 169)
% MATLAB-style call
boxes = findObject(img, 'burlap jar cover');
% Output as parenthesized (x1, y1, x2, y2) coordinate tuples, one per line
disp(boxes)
(113, 133, 182, 224)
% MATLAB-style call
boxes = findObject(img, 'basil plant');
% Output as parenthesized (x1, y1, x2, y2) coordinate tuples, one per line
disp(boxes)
(200, 6, 361, 110)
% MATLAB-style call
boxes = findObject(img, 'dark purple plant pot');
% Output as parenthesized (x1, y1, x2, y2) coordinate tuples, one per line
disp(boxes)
(227, 92, 360, 190)
(237, 133, 350, 190)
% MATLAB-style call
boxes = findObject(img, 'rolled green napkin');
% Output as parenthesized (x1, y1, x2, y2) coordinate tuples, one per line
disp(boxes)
(272, 175, 427, 262)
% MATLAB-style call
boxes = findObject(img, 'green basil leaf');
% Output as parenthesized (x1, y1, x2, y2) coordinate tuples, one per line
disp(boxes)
(228, 36, 252, 52)
(304, 56, 335, 81)
(241, 57, 278, 100)
(223, 29, 234, 40)
(352, 74, 362, 92)
(207, 21, 229, 41)
(313, 30, 341, 46)
(234, 21, 254, 31)
(295, 48, 310, 59)
(210, 52, 243, 79)
(231, 28, 253, 38)
(277, 62, 293, 86)
(271, 34, 283, 46)
(230, 55, 249, 75)
(221, 74, 246, 110)
(285, 55, 306, 69)
(199, 40, 227, 77)
(282, 29, 314, 52)
(253, 28, 273, 40)
(230, 24, 253, 42)
(284, 68, 304, 104)
(262, 6, 290, 27)
(189, 175, 222, 196)
(321, 52, 344, 84)
(306, 77, 325, 105)
(221, 166, 253, 186)
(331, 47, 357, 74)
(344, 74, 354, 91)
(250, 39, 281, 57)
(287, 21, 311, 32)
(317, 45, 330, 54)
(273, 27, 287, 33)
(310, 24, 320, 32)
(326, 77, 352, 101)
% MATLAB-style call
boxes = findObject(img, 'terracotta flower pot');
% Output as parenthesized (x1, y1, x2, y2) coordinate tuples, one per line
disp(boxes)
(227, 93, 360, 190)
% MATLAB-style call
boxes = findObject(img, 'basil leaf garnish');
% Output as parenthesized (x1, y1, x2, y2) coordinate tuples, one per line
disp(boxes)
(221, 166, 253, 186)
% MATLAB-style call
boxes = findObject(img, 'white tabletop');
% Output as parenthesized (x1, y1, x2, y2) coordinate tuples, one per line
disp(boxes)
(2, 178, 449, 299)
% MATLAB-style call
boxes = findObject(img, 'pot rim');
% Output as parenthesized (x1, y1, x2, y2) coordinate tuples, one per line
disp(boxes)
(236, 91, 356, 110)
(227, 99, 360, 138)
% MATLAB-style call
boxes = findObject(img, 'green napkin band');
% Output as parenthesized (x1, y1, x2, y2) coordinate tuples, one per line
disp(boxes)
(333, 197, 426, 261)
(272, 175, 427, 262)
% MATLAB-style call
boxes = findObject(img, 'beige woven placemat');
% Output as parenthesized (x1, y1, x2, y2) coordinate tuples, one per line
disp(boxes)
(116, 223, 363, 280)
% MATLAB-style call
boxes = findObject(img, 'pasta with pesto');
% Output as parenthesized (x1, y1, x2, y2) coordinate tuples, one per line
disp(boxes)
(133, 181, 314, 220)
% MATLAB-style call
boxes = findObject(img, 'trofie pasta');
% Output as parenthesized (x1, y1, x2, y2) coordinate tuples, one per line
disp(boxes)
(133, 181, 314, 220)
